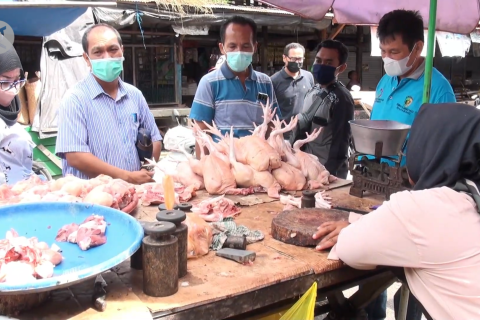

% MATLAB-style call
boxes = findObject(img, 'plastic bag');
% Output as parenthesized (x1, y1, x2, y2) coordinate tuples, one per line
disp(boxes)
(185, 212, 213, 259)
(163, 125, 195, 153)
(279, 282, 317, 320)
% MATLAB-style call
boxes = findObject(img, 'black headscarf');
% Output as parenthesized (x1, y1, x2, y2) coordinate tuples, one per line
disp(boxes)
(0, 46, 23, 126)
(407, 103, 480, 208)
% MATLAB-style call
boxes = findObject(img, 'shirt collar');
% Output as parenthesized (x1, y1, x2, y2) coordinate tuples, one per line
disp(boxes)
(406, 59, 426, 80)
(86, 73, 128, 100)
(220, 63, 257, 81)
(393, 59, 426, 83)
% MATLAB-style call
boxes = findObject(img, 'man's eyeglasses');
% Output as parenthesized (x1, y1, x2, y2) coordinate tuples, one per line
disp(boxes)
(287, 57, 304, 62)
(0, 79, 27, 93)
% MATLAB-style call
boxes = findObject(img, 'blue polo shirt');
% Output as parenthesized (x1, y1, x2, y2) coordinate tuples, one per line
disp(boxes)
(190, 63, 281, 140)
(369, 61, 456, 166)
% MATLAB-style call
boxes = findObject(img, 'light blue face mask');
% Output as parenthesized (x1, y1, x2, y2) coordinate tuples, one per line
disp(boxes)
(89, 56, 124, 82)
(226, 51, 253, 72)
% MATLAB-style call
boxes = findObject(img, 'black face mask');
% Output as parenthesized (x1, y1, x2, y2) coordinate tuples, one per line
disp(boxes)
(313, 64, 337, 85)
(286, 61, 302, 73)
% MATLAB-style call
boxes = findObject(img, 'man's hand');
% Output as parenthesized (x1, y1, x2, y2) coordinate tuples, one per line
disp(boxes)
(313, 221, 350, 251)
(127, 170, 155, 185)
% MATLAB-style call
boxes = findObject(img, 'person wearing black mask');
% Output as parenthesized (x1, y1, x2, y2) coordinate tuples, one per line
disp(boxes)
(271, 43, 314, 140)
(0, 45, 34, 185)
(290, 40, 354, 179)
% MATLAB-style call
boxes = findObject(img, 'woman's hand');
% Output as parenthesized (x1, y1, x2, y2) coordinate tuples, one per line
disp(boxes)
(313, 221, 350, 251)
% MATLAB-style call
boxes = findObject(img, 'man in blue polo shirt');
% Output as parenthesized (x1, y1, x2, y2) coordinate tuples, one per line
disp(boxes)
(370, 10, 455, 168)
(366, 9, 456, 320)
(190, 16, 280, 157)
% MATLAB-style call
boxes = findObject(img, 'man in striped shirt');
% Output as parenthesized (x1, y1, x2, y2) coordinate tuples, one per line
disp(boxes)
(190, 16, 281, 157)
(56, 24, 162, 184)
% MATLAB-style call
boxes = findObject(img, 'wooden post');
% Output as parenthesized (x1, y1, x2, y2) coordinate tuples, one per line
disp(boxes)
(355, 26, 364, 84)
(328, 24, 346, 40)
(321, 29, 328, 41)
(261, 26, 268, 73)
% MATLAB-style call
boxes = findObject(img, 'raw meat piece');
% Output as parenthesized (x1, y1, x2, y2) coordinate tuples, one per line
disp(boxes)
(83, 190, 114, 207)
(41, 191, 83, 203)
(10, 175, 44, 194)
(137, 182, 193, 206)
(41, 250, 63, 265)
(55, 223, 79, 242)
(191, 195, 241, 222)
(56, 215, 107, 251)
(83, 179, 135, 209)
(184, 212, 213, 259)
(35, 261, 55, 279)
(0, 229, 64, 283)
(49, 175, 79, 192)
(0, 184, 14, 202)
(61, 179, 87, 197)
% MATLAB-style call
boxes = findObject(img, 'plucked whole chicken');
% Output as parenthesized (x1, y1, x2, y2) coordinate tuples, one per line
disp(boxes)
(148, 98, 336, 198)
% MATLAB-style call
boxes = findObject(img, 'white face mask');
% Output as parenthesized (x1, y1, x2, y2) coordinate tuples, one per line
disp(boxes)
(383, 44, 418, 77)
(0, 89, 16, 107)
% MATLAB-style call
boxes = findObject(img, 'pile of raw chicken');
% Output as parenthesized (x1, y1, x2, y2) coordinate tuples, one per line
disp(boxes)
(0, 174, 196, 210)
(165, 101, 336, 198)
(0, 229, 63, 283)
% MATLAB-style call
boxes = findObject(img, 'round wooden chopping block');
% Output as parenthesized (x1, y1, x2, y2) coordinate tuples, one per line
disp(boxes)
(271, 208, 349, 247)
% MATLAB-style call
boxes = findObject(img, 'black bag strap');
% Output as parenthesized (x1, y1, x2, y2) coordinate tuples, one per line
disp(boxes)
(452, 178, 480, 213)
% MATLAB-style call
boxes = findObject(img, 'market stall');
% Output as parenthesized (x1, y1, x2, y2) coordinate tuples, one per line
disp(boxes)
(5, 185, 390, 320)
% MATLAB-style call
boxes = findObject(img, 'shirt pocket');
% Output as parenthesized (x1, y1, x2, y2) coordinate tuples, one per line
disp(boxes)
(126, 112, 140, 146)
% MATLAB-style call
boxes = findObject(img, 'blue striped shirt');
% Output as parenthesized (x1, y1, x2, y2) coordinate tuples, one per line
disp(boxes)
(190, 63, 281, 140)
(56, 74, 162, 179)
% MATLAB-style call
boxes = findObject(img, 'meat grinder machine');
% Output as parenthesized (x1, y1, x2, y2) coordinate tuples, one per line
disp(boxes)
(348, 120, 412, 200)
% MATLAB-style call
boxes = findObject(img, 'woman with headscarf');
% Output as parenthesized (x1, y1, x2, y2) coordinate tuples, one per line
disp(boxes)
(0, 45, 34, 184)
(313, 103, 480, 319)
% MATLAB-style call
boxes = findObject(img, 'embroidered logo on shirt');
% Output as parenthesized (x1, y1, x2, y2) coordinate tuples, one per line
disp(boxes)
(377, 88, 384, 99)
(404, 96, 413, 107)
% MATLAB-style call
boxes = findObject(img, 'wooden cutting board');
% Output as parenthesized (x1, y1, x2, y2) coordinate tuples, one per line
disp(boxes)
(271, 208, 349, 247)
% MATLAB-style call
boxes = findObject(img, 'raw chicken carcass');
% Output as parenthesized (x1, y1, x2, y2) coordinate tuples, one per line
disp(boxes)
(228, 127, 281, 198)
(191, 195, 241, 222)
(184, 212, 213, 258)
(147, 158, 204, 191)
(272, 162, 307, 191)
(292, 128, 333, 189)
(202, 120, 282, 172)
(234, 135, 282, 172)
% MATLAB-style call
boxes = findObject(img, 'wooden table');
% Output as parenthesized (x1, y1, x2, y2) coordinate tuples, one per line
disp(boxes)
(19, 186, 388, 320)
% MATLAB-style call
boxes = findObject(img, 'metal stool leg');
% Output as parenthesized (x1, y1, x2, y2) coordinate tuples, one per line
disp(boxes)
(397, 284, 410, 320)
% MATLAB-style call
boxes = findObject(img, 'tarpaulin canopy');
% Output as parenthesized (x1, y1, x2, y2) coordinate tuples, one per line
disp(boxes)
(0, 8, 87, 37)
(0, 1, 115, 37)
(260, 0, 480, 34)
